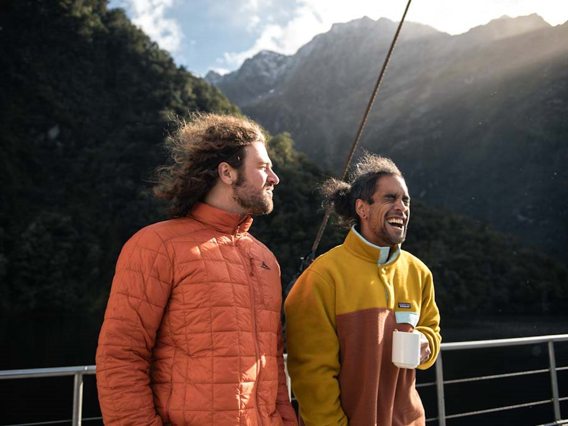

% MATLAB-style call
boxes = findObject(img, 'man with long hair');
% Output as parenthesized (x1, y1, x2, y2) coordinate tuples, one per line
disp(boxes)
(285, 154, 441, 425)
(96, 113, 297, 425)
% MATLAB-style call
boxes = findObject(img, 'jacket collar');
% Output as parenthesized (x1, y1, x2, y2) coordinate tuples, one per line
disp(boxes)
(190, 202, 253, 235)
(345, 226, 400, 266)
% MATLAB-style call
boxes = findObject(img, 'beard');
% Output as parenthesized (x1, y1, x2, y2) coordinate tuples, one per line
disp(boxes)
(232, 177, 274, 215)
(380, 223, 407, 246)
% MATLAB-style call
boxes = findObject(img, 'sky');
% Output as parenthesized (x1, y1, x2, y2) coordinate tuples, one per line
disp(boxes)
(108, 0, 568, 77)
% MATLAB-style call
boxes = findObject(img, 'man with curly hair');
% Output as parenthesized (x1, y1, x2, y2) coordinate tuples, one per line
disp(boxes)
(96, 113, 297, 425)
(285, 154, 441, 426)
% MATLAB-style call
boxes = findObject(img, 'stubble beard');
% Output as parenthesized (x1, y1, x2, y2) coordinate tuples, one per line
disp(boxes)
(380, 224, 407, 246)
(232, 179, 273, 216)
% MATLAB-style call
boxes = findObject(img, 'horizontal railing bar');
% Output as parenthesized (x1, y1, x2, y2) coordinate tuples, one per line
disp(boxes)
(413, 363, 568, 388)
(4, 417, 103, 426)
(0, 365, 95, 380)
(1, 335, 566, 380)
(3, 364, 559, 384)
(443, 367, 551, 385)
(4, 419, 70, 426)
(448, 396, 568, 425)
(441, 334, 568, 351)
(536, 421, 568, 426)
(445, 398, 552, 419)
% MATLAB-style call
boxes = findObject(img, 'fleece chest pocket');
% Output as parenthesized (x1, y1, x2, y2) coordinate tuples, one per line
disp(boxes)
(250, 257, 281, 310)
(395, 301, 420, 327)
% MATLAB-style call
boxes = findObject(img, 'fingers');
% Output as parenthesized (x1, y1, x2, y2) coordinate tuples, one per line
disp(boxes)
(420, 345, 431, 363)
(418, 331, 431, 363)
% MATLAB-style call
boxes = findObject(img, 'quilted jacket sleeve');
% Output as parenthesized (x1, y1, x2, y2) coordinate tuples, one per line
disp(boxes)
(96, 227, 173, 425)
(276, 321, 299, 425)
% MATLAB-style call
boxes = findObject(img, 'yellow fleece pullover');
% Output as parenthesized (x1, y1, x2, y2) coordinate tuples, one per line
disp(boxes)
(285, 228, 441, 426)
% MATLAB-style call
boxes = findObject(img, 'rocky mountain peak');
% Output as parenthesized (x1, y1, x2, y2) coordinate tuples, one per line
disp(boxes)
(238, 49, 289, 79)
(204, 70, 222, 85)
(463, 13, 549, 42)
(205, 49, 290, 106)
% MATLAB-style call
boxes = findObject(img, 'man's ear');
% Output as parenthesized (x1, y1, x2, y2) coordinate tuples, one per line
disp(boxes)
(218, 162, 237, 185)
(355, 198, 368, 221)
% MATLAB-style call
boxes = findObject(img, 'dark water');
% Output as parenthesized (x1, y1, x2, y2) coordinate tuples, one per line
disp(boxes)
(0, 314, 567, 425)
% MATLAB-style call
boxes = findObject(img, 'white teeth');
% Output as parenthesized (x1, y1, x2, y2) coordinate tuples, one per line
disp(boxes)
(387, 218, 403, 225)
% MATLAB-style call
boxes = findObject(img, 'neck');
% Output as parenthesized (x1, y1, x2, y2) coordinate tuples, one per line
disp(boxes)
(349, 226, 400, 265)
(204, 183, 247, 215)
(355, 225, 394, 250)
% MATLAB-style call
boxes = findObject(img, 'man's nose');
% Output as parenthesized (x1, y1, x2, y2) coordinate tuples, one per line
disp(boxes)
(268, 169, 280, 185)
(394, 198, 408, 212)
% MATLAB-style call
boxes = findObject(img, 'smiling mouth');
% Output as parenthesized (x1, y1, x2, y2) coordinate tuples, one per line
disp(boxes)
(386, 217, 405, 229)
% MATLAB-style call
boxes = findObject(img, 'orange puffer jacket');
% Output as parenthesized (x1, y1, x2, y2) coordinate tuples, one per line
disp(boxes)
(96, 203, 297, 425)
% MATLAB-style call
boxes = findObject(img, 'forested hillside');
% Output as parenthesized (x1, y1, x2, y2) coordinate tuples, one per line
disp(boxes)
(0, 1, 566, 317)
(0, 0, 237, 312)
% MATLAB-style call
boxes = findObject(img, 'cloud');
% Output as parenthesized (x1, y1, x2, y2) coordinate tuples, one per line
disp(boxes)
(218, 0, 406, 70)
(211, 67, 231, 76)
(112, 0, 184, 54)
(221, 2, 328, 69)
(247, 14, 261, 32)
(216, 0, 568, 72)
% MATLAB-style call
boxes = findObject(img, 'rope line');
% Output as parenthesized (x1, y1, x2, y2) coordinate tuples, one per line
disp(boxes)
(288, 0, 414, 292)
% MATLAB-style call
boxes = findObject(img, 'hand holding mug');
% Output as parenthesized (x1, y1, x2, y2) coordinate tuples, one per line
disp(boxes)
(418, 331, 431, 364)
(392, 329, 431, 368)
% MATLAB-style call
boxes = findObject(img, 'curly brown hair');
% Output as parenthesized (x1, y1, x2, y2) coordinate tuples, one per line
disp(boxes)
(153, 113, 266, 217)
(321, 153, 403, 228)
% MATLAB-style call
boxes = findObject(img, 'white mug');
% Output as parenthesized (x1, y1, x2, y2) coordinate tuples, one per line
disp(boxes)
(392, 329, 421, 369)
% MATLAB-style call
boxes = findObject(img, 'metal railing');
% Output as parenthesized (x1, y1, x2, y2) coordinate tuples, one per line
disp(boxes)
(1, 334, 567, 425)
(420, 334, 568, 425)
(0, 365, 96, 426)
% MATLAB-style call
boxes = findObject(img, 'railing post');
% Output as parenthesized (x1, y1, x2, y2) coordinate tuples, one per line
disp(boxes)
(547, 341, 561, 421)
(72, 372, 84, 426)
(435, 354, 446, 426)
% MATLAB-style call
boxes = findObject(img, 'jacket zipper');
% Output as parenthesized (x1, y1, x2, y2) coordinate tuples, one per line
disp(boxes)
(235, 235, 262, 424)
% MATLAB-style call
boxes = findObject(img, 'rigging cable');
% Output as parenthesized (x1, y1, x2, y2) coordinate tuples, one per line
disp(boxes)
(286, 0, 413, 294)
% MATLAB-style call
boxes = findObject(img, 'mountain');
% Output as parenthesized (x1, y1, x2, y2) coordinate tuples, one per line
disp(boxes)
(206, 50, 291, 106)
(207, 15, 568, 262)
(463, 13, 549, 43)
